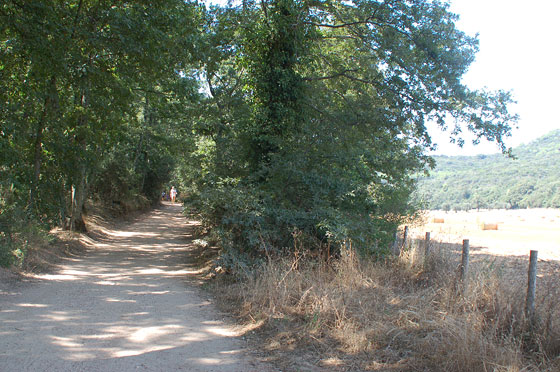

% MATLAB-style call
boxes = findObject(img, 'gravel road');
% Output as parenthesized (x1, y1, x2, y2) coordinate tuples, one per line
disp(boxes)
(0, 203, 272, 372)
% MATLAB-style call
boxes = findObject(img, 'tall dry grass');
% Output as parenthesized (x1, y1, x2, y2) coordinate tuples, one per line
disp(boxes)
(215, 239, 560, 371)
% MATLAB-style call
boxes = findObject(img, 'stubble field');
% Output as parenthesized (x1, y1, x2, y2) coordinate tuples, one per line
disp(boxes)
(410, 208, 560, 261)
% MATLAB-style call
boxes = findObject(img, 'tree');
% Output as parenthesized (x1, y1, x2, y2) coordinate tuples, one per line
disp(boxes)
(0, 0, 203, 233)
(179, 0, 517, 257)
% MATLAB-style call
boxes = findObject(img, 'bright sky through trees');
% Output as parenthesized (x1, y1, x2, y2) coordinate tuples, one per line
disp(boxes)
(430, 0, 560, 155)
(206, 0, 558, 156)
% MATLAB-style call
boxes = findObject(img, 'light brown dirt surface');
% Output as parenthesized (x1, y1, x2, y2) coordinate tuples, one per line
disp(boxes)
(0, 203, 275, 372)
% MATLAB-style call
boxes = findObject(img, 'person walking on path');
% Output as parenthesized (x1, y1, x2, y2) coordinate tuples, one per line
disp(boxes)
(170, 186, 177, 203)
(0, 204, 273, 372)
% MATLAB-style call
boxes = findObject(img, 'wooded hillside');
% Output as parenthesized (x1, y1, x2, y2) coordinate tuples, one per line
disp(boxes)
(415, 130, 560, 210)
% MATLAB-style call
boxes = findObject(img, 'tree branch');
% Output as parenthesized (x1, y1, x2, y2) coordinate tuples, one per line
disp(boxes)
(303, 19, 372, 29)
(70, 0, 83, 39)
(131, 88, 173, 97)
(303, 69, 359, 81)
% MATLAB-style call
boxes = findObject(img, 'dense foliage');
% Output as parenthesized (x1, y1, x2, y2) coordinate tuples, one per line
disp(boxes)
(177, 0, 516, 260)
(0, 0, 202, 265)
(414, 130, 560, 210)
(1, 0, 517, 266)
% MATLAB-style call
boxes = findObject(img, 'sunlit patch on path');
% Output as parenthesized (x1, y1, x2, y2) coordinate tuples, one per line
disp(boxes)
(0, 203, 272, 371)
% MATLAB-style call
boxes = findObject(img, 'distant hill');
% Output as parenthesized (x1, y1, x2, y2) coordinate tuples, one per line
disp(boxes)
(414, 130, 560, 210)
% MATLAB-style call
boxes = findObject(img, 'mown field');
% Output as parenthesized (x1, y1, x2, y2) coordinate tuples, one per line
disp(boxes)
(410, 208, 560, 261)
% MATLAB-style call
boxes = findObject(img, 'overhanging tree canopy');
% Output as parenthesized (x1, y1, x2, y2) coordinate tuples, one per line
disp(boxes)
(1, 0, 517, 265)
(178, 0, 517, 256)
(0, 0, 202, 238)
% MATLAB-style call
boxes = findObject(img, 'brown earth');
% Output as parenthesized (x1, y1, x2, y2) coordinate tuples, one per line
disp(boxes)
(0, 203, 276, 372)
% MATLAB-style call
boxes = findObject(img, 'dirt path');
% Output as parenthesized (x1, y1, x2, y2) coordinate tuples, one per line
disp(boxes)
(0, 203, 271, 372)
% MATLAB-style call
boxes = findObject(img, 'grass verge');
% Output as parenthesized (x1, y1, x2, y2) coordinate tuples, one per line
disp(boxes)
(208, 240, 560, 371)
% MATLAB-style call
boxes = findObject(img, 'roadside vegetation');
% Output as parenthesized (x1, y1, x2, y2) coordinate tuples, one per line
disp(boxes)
(0, 1, 201, 266)
(205, 236, 560, 371)
(7, 1, 556, 370)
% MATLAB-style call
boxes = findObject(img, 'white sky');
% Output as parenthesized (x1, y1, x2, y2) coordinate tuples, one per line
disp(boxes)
(204, 0, 560, 156)
(430, 0, 560, 155)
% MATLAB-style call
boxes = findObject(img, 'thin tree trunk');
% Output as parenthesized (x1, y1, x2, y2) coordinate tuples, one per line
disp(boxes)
(70, 163, 87, 232)
(29, 110, 46, 210)
(29, 76, 58, 210)
(68, 80, 89, 232)
(133, 94, 149, 169)
(205, 73, 229, 174)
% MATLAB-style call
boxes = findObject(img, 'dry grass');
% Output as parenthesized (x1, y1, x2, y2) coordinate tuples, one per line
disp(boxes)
(413, 209, 560, 261)
(21, 229, 86, 273)
(212, 240, 560, 371)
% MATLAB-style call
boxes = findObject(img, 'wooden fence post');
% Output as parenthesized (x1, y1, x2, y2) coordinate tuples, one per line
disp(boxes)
(525, 250, 538, 322)
(392, 231, 398, 255)
(400, 226, 408, 254)
(424, 232, 431, 259)
(459, 239, 470, 293)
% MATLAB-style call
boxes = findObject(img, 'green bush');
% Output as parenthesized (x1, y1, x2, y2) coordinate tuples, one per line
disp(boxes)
(0, 199, 48, 268)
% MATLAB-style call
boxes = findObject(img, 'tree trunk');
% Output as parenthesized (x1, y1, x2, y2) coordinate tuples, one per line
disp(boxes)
(29, 111, 46, 210)
(29, 76, 58, 210)
(133, 94, 149, 169)
(69, 163, 88, 232)
(67, 82, 89, 232)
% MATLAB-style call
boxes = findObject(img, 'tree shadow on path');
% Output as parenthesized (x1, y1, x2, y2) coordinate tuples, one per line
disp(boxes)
(0, 203, 273, 372)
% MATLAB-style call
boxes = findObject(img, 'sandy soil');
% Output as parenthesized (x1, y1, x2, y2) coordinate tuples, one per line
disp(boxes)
(0, 203, 274, 372)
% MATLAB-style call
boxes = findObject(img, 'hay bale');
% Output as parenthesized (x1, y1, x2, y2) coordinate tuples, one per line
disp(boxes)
(481, 223, 498, 231)
(432, 218, 445, 223)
